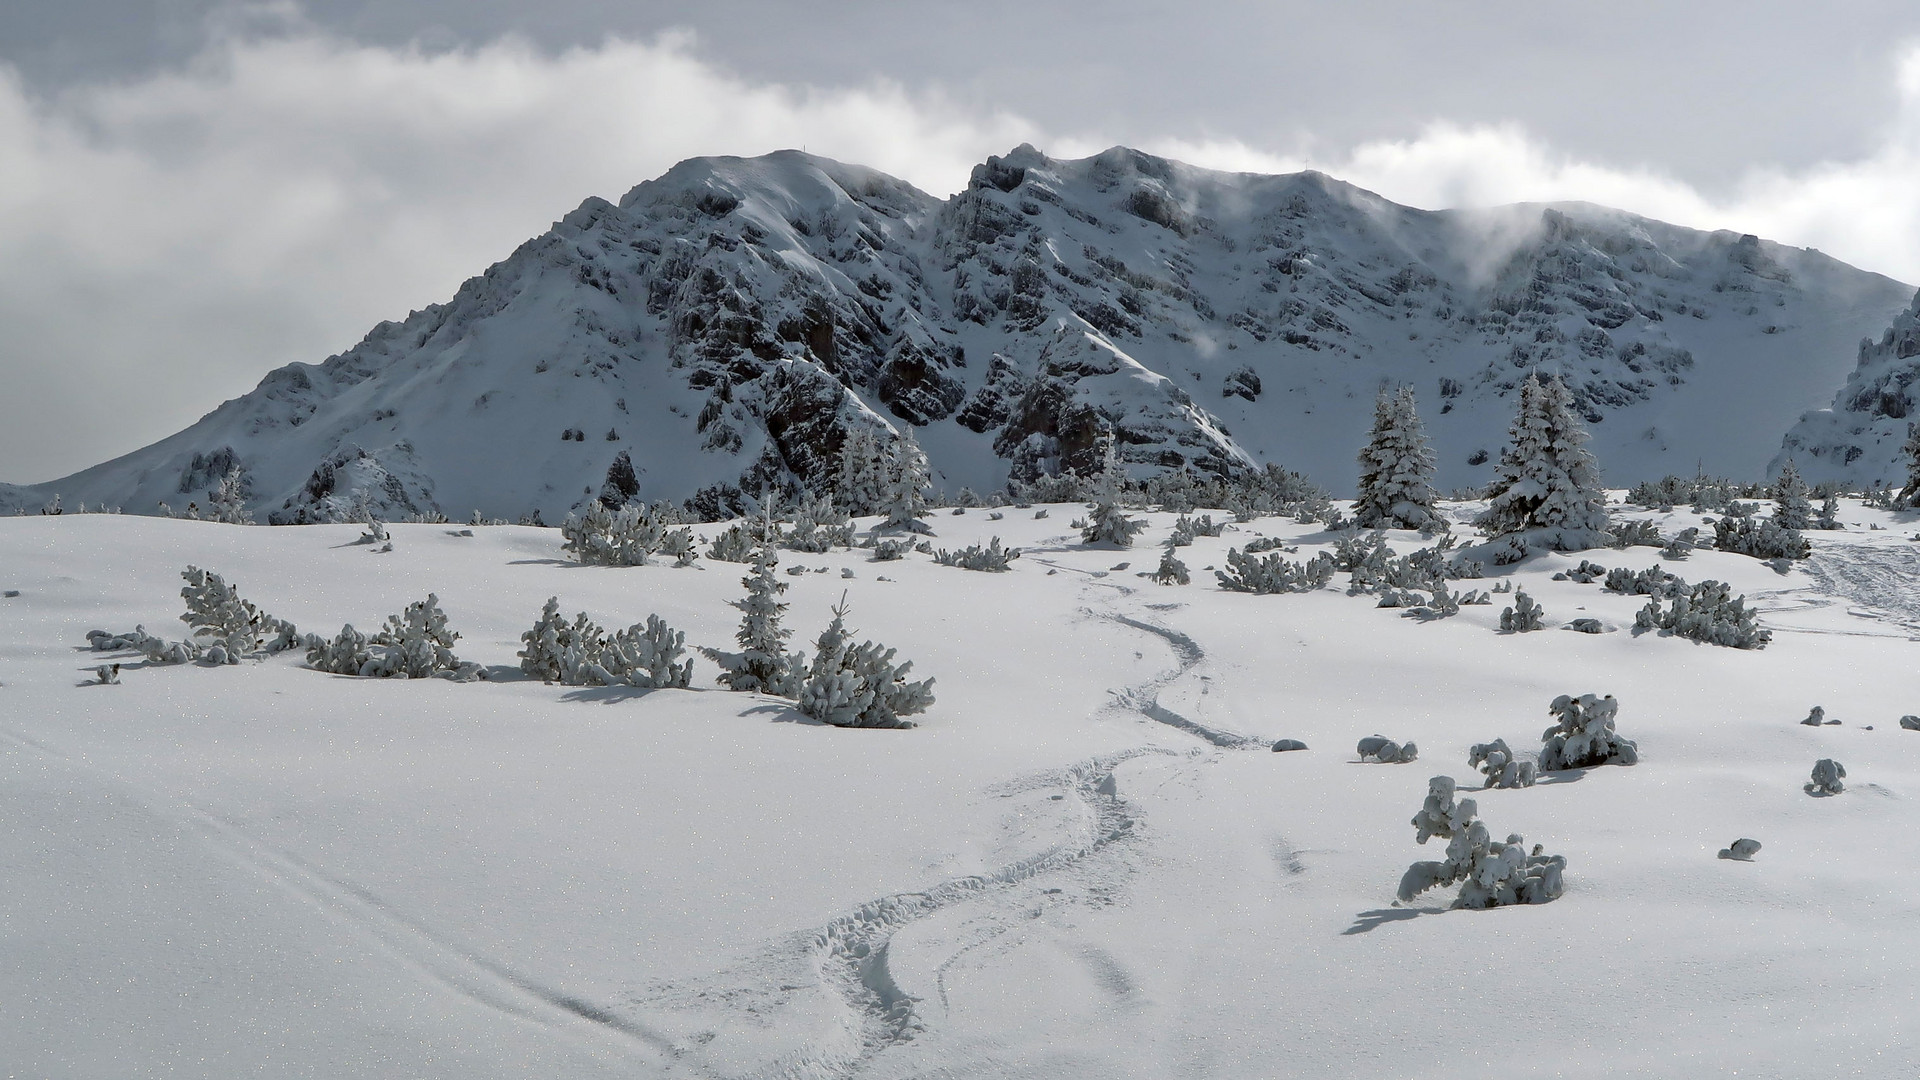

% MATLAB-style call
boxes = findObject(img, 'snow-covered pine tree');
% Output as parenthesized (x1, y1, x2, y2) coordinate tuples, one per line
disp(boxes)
(1773, 459, 1812, 531)
(208, 465, 254, 525)
(1352, 386, 1445, 531)
(1474, 373, 1610, 552)
(1397, 775, 1565, 909)
(794, 597, 935, 728)
(1079, 441, 1145, 547)
(366, 594, 467, 678)
(702, 539, 799, 694)
(518, 597, 606, 684)
(882, 430, 932, 533)
(836, 426, 891, 517)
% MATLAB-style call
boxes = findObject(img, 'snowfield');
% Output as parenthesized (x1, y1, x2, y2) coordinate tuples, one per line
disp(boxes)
(6, 502, 1920, 1078)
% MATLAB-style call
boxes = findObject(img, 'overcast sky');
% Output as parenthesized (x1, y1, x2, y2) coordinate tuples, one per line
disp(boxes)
(5, 1, 1920, 482)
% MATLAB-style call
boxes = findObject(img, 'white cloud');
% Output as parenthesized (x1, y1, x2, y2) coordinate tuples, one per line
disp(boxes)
(2, 23, 1918, 483)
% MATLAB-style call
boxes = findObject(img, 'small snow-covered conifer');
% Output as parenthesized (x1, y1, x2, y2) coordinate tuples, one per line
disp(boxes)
(1352, 386, 1444, 531)
(518, 597, 605, 684)
(1539, 692, 1638, 770)
(596, 615, 695, 689)
(837, 426, 891, 517)
(1469, 738, 1538, 788)
(1153, 546, 1190, 585)
(365, 594, 467, 678)
(208, 465, 254, 525)
(1773, 459, 1812, 531)
(882, 430, 932, 533)
(1398, 776, 1565, 909)
(1475, 373, 1609, 551)
(1499, 590, 1546, 632)
(794, 597, 934, 727)
(702, 540, 799, 694)
(1079, 442, 1146, 547)
(1806, 758, 1846, 796)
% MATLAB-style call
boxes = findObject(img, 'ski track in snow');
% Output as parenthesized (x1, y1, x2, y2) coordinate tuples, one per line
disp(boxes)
(1099, 610, 1266, 750)
(1798, 546, 1920, 634)
(0, 726, 675, 1067)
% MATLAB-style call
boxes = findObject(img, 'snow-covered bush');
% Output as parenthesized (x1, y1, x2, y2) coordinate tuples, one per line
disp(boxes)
(1539, 692, 1638, 770)
(1634, 580, 1771, 649)
(794, 599, 935, 728)
(1773, 459, 1813, 531)
(1469, 738, 1538, 788)
(1718, 838, 1762, 861)
(658, 526, 699, 567)
(179, 566, 299, 662)
(1168, 513, 1223, 547)
(310, 594, 473, 679)
(1357, 735, 1419, 763)
(706, 523, 756, 563)
(1352, 386, 1445, 531)
(518, 598, 605, 684)
(1332, 530, 1391, 571)
(1216, 548, 1335, 594)
(1801, 705, 1835, 726)
(1474, 373, 1610, 552)
(785, 493, 855, 553)
(1603, 564, 1687, 598)
(1660, 528, 1700, 560)
(1080, 501, 1146, 547)
(94, 663, 121, 685)
(1712, 515, 1809, 561)
(1398, 776, 1566, 909)
(87, 626, 201, 664)
(1901, 715, 1920, 732)
(870, 538, 912, 561)
(1152, 547, 1190, 585)
(1806, 758, 1847, 796)
(1555, 559, 1609, 584)
(882, 431, 933, 533)
(933, 537, 1020, 571)
(594, 615, 696, 689)
(701, 542, 800, 695)
(207, 465, 254, 525)
(1500, 591, 1546, 632)
(561, 502, 678, 566)
(1607, 519, 1665, 549)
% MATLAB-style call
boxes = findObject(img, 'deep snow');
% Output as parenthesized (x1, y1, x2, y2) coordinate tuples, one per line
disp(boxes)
(5, 502, 1920, 1078)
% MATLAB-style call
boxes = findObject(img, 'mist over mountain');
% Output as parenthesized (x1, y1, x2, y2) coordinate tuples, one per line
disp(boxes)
(4, 145, 1911, 520)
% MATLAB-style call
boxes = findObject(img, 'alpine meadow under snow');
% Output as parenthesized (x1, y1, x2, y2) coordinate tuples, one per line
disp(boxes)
(11, 144, 1920, 1079)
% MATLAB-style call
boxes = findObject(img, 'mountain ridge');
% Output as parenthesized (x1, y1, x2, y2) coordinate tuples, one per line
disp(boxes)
(4, 145, 1912, 519)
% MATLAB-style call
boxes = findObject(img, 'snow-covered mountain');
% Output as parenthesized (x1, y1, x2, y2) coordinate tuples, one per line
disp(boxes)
(1774, 287, 1920, 489)
(4, 145, 1912, 520)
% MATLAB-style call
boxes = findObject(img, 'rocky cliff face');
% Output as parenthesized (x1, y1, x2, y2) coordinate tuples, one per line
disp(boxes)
(4, 146, 1911, 519)
(1774, 289, 1920, 488)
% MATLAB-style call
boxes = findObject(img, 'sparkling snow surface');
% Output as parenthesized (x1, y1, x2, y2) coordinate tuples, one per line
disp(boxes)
(5, 504, 1920, 1078)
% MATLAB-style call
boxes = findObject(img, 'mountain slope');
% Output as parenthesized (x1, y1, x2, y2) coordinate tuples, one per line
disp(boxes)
(4, 146, 1911, 519)
(1773, 287, 1920, 488)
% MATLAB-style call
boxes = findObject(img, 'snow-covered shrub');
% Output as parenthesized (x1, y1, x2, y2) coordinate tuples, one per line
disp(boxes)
(1357, 735, 1419, 763)
(870, 538, 912, 561)
(1152, 547, 1190, 585)
(369, 594, 468, 678)
(785, 493, 855, 553)
(561, 502, 676, 566)
(1555, 559, 1609, 584)
(701, 542, 800, 695)
(1474, 373, 1610, 552)
(1801, 705, 1834, 726)
(795, 599, 935, 728)
(1080, 501, 1146, 547)
(1660, 528, 1700, 560)
(1405, 581, 1462, 619)
(933, 536, 1020, 571)
(1398, 776, 1565, 909)
(595, 615, 695, 689)
(1603, 564, 1687, 598)
(94, 663, 121, 685)
(355, 519, 390, 545)
(1712, 515, 1809, 561)
(1539, 692, 1638, 770)
(1352, 386, 1446, 531)
(1806, 758, 1846, 796)
(1718, 838, 1762, 861)
(1566, 618, 1605, 634)
(1607, 519, 1664, 549)
(1500, 591, 1546, 632)
(882, 431, 933, 533)
(1773, 459, 1813, 531)
(307, 624, 373, 675)
(1814, 492, 1843, 530)
(1168, 513, 1223, 547)
(1216, 548, 1335, 594)
(1634, 580, 1771, 649)
(1243, 536, 1293, 554)
(1375, 587, 1426, 609)
(1901, 715, 1920, 732)
(1469, 738, 1538, 789)
(659, 526, 699, 567)
(1332, 530, 1391, 571)
(518, 597, 607, 684)
(706, 523, 756, 562)
(208, 465, 254, 525)
(88, 626, 201, 664)
(179, 566, 298, 661)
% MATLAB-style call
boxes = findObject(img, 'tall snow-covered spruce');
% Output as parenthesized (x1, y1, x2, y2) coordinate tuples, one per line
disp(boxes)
(1475, 373, 1609, 553)
(1352, 386, 1443, 531)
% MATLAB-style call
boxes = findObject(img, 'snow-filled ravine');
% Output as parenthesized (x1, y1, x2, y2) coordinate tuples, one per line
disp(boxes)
(5, 501, 1920, 1079)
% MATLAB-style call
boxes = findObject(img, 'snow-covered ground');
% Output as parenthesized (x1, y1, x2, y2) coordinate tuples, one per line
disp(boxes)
(5, 502, 1920, 1078)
